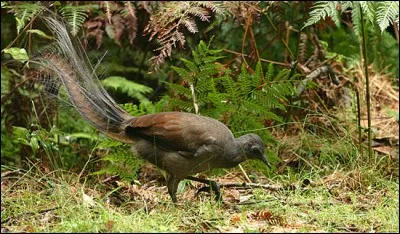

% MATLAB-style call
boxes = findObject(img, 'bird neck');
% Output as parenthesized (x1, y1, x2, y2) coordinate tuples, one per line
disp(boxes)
(225, 139, 247, 165)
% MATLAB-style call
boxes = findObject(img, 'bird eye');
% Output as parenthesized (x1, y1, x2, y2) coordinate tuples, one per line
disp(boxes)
(251, 146, 262, 155)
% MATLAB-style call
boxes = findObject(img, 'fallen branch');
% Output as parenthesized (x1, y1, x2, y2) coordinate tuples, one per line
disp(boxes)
(218, 182, 295, 191)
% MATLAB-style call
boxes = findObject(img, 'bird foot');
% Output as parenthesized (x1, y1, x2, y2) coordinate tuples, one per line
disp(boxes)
(194, 184, 222, 201)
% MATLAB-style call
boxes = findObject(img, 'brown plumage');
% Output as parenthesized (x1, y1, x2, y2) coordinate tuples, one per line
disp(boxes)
(38, 17, 270, 203)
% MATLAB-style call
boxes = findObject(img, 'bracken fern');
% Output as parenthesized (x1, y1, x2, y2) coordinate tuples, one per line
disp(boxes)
(169, 39, 298, 143)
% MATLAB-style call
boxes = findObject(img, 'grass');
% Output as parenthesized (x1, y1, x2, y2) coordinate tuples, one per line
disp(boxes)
(2, 92, 399, 232)
(2, 133, 399, 233)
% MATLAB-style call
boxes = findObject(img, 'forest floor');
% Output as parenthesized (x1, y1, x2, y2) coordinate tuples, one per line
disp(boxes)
(1, 131, 398, 233)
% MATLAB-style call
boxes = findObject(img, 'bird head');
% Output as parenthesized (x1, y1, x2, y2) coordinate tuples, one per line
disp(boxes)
(237, 133, 270, 167)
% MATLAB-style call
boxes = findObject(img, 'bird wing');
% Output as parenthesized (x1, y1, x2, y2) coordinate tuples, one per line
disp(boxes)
(124, 112, 233, 156)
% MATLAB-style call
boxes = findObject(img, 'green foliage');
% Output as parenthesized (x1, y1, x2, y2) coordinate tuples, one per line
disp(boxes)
(144, 1, 226, 69)
(1, 0, 398, 185)
(3, 2, 43, 33)
(2, 47, 29, 62)
(92, 139, 143, 182)
(302, 1, 342, 29)
(101, 76, 153, 103)
(1, 65, 12, 99)
(303, 1, 399, 34)
(7, 121, 104, 169)
(169, 39, 298, 143)
(59, 4, 99, 36)
(376, 1, 399, 33)
(304, 1, 399, 76)
(121, 98, 168, 117)
(26, 29, 55, 40)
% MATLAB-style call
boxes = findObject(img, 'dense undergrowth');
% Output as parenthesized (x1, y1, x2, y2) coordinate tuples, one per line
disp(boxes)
(1, 1, 399, 232)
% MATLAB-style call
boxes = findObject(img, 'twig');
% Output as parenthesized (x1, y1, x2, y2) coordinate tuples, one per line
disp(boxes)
(296, 66, 338, 95)
(241, 17, 251, 68)
(248, 25, 260, 62)
(190, 83, 199, 115)
(238, 164, 252, 183)
(218, 182, 292, 191)
(4, 14, 40, 50)
(222, 49, 288, 67)
(284, 21, 290, 63)
(263, 12, 295, 60)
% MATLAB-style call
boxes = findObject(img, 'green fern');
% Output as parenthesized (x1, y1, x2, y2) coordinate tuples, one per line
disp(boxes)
(121, 99, 167, 117)
(351, 2, 363, 35)
(302, 1, 341, 29)
(304, 1, 399, 34)
(101, 76, 153, 104)
(359, 2, 377, 24)
(4, 2, 44, 33)
(59, 4, 99, 36)
(169, 39, 298, 142)
(170, 38, 225, 113)
(376, 1, 399, 33)
(93, 144, 143, 182)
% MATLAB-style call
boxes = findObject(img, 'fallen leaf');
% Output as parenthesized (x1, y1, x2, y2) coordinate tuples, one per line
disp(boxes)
(23, 225, 35, 233)
(239, 194, 253, 203)
(225, 189, 240, 202)
(105, 220, 114, 232)
(230, 214, 241, 223)
(82, 190, 96, 207)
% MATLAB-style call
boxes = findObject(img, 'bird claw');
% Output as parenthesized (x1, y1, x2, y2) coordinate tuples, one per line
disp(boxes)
(195, 186, 211, 196)
(194, 185, 222, 202)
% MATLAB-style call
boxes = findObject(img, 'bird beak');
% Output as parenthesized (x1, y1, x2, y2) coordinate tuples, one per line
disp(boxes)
(261, 154, 271, 168)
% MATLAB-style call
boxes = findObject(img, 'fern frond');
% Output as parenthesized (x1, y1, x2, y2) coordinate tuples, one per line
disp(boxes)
(339, 1, 353, 12)
(238, 69, 253, 95)
(121, 1, 138, 44)
(182, 16, 198, 33)
(93, 146, 143, 182)
(96, 138, 124, 148)
(5, 2, 44, 33)
(351, 2, 362, 35)
(60, 5, 98, 36)
(181, 58, 199, 74)
(195, 1, 225, 15)
(198, 63, 221, 79)
(169, 40, 297, 140)
(104, 1, 112, 24)
(171, 66, 192, 82)
(376, 1, 399, 33)
(101, 76, 152, 103)
(359, 1, 377, 24)
(303, 1, 341, 29)
(169, 98, 194, 112)
(221, 74, 239, 100)
(144, 1, 227, 69)
(167, 82, 192, 97)
(265, 63, 275, 82)
(186, 6, 211, 22)
(298, 32, 308, 64)
(122, 1, 136, 18)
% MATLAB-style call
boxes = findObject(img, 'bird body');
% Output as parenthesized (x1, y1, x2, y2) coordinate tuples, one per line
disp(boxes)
(38, 17, 270, 202)
(126, 112, 241, 176)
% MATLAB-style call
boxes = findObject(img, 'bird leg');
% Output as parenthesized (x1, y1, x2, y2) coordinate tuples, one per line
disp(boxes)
(167, 175, 181, 203)
(186, 176, 222, 201)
